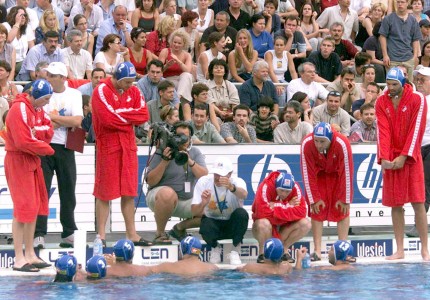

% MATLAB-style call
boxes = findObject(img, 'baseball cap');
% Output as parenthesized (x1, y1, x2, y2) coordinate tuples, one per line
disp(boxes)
(275, 171, 295, 190)
(45, 61, 68, 77)
(313, 122, 333, 142)
(115, 61, 137, 81)
(264, 238, 284, 262)
(333, 240, 354, 263)
(31, 79, 53, 100)
(420, 19, 430, 27)
(211, 157, 233, 176)
(86, 255, 107, 279)
(54, 254, 77, 282)
(413, 65, 430, 77)
(113, 239, 135, 262)
(180, 236, 202, 256)
(386, 67, 406, 86)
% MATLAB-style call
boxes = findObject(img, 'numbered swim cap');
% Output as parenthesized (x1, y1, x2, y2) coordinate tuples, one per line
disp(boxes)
(86, 255, 107, 279)
(180, 236, 202, 256)
(333, 240, 354, 262)
(264, 238, 284, 262)
(386, 67, 406, 86)
(275, 171, 295, 190)
(313, 122, 333, 142)
(31, 79, 53, 100)
(55, 254, 77, 278)
(115, 61, 137, 81)
(113, 239, 135, 262)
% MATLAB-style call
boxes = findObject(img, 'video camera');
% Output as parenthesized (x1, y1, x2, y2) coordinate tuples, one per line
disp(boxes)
(151, 122, 189, 165)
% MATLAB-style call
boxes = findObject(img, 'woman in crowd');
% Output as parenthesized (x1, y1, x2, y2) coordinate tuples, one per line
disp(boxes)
(207, 59, 240, 123)
(160, 105, 180, 125)
(71, 14, 94, 56)
(128, 27, 156, 79)
(299, 1, 320, 51)
(196, 32, 225, 82)
(159, 0, 181, 29)
(228, 29, 258, 82)
(249, 14, 273, 59)
(4, 6, 34, 77)
(94, 34, 130, 77)
(192, 0, 214, 34)
(363, 22, 384, 68)
(35, 10, 63, 45)
(419, 41, 430, 67)
(178, 10, 200, 62)
(360, 64, 376, 98)
(411, 0, 429, 23)
(355, 3, 385, 48)
(146, 15, 176, 56)
(0, 24, 15, 81)
(289, 91, 312, 124)
(158, 29, 194, 103)
(265, 36, 297, 107)
(0, 61, 18, 108)
(249, 96, 279, 143)
(131, 0, 160, 33)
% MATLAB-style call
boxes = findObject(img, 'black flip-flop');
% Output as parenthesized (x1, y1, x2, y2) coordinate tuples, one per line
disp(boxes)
(168, 225, 187, 242)
(282, 253, 296, 263)
(32, 261, 51, 269)
(132, 238, 153, 246)
(13, 263, 39, 272)
(152, 234, 172, 245)
(310, 252, 321, 262)
(346, 256, 357, 263)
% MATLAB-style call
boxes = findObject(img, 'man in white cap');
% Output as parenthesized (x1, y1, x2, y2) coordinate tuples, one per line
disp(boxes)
(92, 61, 150, 247)
(376, 67, 430, 260)
(34, 62, 83, 249)
(191, 157, 248, 265)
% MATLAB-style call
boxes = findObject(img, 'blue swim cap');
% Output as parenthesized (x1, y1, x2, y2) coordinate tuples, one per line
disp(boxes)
(180, 236, 202, 256)
(264, 238, 284, 262)
(55, 254, 77, 278)
(86, 255, 107, 279)
(113, 239, 135, 262)
(275, 172, 295, 190)
(115, 61, 137, 81)
(313, 122, 333, 142)
(31, 79, 53, 101)
(386, 67, 406, 86)
(333, 240, 354, 263)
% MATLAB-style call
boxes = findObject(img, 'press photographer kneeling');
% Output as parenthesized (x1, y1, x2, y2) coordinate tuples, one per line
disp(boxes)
(146, 121, 208, 245)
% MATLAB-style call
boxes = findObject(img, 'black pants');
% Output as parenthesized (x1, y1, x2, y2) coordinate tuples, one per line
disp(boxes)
(199, 208, 249, 248)
(35, 144, 78, 238)
(423, 145, 430, 212)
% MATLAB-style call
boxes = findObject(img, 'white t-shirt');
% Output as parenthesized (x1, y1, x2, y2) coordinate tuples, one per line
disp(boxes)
(2, 22, 35, 62)
(6, 7, 39, 31)
(286, 78, 329, 105)
(43, 87, 84, 145)
(114, 0, 135, 12)
(192, 174, 247, 220)
(93, 52, 123, 76)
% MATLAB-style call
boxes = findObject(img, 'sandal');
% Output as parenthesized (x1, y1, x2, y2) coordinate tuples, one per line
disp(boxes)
(153, 233, 172, 245)
(346, 256, 356, 263)
(310, 252, 321, 262)
(132, 238, 153, 246)
(281, 253, 295, 263)
(168, 224, 187, 242)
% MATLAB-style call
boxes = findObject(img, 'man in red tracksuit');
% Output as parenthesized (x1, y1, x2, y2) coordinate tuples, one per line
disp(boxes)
(4, 79, 55, 272)
(376, 67, 430, 260)
(252, 171, 310, 263)
(301, 122, 354, 262)
(92, 62, 150, 246)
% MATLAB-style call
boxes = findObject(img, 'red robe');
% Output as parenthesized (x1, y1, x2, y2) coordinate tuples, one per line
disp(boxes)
(300, 131, 354, 222)
(92, 78, 149, 201)
(252, 171, 307, 238)
(375, 84, 427, 206)
(3, 94, 54, 223)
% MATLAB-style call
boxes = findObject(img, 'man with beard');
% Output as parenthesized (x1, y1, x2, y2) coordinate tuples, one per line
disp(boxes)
(329, 22, 358, 68)
(220, 104, 257, 143)
(274, 100, 313, 144)
(307, 37, 343, 83)
(349, 103, 377, 142)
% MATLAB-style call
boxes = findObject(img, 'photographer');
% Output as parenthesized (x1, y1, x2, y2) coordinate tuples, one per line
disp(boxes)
(146, 121, 208, 245)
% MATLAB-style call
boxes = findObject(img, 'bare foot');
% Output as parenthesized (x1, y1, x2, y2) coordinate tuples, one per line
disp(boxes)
(385, 251, 405, 260)
(13, 258, 29, 269)
(421, 249, 430, 261)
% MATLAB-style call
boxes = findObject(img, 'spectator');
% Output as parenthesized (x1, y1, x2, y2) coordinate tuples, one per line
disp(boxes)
(94, 34, 129, 77)
(147, 80, 176, 124)
(249, 96, 279, 143)
(131, 0, 159, 33)
(178, 11, 200, 63)
(419, 40, 430, 67)
(224, 0, 251, 32)
(0, 24, 16, 81)
(71, 14, 94, 56)
(81, 94, 95, 143)
(7, 0, 39, 31)
(196, 32, 226, 82)
(0, 62, 18, 108)
(307, 36, 342, 83)
(193, 0, 214, 34)
(260, 0, 281, 35)
(228, 29, 258, 83)
(286, 62, 329, 106)
(192, 157, 248, 265)
(241, 0, 260, 16)
(351, 81, 380, 120)
(17, 31, 65, 81)
(159, 105, 180, 125)
(312, 90, 351, 136)
(33, 0, 65, 32)
(62, 30, 93, 79)
(220, 103, 257, 143)
(97, 0, 115, 21)
(349, 103, 377, 142)
(206, 59, 240, 122)
(412, 0, 429, 23)
(329, 22, 358, 68)
(289, 91, 313, 124)
(358, 64, 376, 98)
(190, 103, 226, 144)
(298, 1, 321, 52)
(350, 0, 371, 21)
(355, 2, 385, 48)
(128, 27, 157, 80)
(146, 121, 208, 244)
(420, 19, 430, 48)
(35, 9, 63, 46)
(34, 62, 83, 249)
(238, 60, 279, 115)
(22, 61, 49, 92)
(67, 0, 103, 37)
(249, 14, 273, 59)
(96, 5, 132, 53)
(274, 100, 313, 144)
(353, 51, 373, 82)
(200, 11, 237, 58)
(252, 171, 310, 263)
(115, 0, 135, 21)
(278, 0, 299, 21)
(265, 36, 298, 107)
(159, 0, 181, 29)
(326, 67, 360, 113)
(77, 67, 106, 96)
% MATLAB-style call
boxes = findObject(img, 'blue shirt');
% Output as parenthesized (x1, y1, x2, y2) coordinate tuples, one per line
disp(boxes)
(96, 19, 132, 53)
(78, 82, 94, 96)
(97, 2, 115, 20)
(136, 75, 180, 106)
(238, 78, 278, 111)
(249, 29, 274, 59)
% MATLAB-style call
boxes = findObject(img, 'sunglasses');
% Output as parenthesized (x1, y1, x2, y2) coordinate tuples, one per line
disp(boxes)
(328, 91, 341, 97)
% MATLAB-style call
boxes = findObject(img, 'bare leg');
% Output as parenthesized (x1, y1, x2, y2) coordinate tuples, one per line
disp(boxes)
(252, 219, 272, 255)
(311, 219, 323, 258)
(153, 188, 177, 237)
(24, 221, 44, 264)
(12, 218, 27, 268)
(280, 218, 311, 250)
(96, 199, 110, 240)
(337, 216, 350, 240)
(121, 196, 141, 241)
(386, 206, 405, 260)
(411, 202, 430, 261)
(176, 217, 201, 231)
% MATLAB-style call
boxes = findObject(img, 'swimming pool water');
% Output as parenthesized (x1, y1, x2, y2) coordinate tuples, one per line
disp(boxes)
(2, 263, 430, 300)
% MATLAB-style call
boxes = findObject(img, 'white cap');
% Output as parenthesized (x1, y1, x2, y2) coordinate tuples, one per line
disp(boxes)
(211, 157, 233, 176)
(413, 65, 430, 77)
(45, 62, 68, 77)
